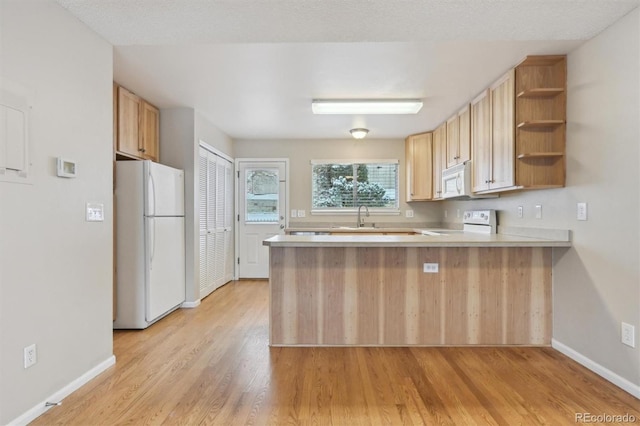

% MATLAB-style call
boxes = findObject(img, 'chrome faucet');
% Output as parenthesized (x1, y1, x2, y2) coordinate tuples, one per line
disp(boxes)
(357, 205, 370, 227)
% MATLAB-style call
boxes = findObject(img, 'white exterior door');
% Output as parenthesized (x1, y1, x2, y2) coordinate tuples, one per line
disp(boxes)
(237, 160, 287, 278)
(198, 147, 234, 299)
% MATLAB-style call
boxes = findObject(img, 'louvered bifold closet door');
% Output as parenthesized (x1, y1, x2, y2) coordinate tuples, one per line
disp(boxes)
(213, 156, 226, 289)
(205, 152, 218, 297)
(198, 146, 235, 299)
(223, 160, 234, 282)
(198, 149, 211, 297)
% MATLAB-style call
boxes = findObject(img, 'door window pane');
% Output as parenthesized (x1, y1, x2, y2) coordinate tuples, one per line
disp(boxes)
(245, 168, 279, 223)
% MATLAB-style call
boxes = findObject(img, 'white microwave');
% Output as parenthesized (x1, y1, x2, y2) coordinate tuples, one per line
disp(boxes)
(442, 162, 470, 199)
(442, 161, 496, 199)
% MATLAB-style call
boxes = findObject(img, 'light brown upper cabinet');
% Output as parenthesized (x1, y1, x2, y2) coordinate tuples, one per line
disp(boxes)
(472, 70, 515, 192)
(489, 69, 516, 191)
(471, 89, 491, 193)
(432, 123, 447, 200)
(472, 55, 566, 194)
(115, 85, 159, 162)
(140, 101, 159, 161)
(405, 132, 433, 201)
(446, 104, 471, 168)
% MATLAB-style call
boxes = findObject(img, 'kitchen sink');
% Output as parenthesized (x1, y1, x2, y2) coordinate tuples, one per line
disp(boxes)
(334, 226, 377, 230)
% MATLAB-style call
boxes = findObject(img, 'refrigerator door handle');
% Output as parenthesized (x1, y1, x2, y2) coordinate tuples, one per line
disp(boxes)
(149, 217, 156, 269)
(148, 169, 156, 217)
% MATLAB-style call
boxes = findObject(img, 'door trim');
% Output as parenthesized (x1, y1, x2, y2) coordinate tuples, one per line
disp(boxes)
(234, 158, 289, 279)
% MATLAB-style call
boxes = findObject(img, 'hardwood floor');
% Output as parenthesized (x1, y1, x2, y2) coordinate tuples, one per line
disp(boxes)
(34, 280, 639, 425)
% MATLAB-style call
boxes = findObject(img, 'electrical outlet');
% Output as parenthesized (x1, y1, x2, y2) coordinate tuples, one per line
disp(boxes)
(86, 203, 104, 222)
(622, 322, 635, 348)
(405, 210, 414, 218)
(423, 263, 439, 273)
(444, 210, 448, 219)
(24, 344, 37, 369)
(577, 202, 588, 221)
(456, 209, 460, 218)
(535, 204, 542, 219)
(297, 209, 306, 218)
(517, 206, 523, 218)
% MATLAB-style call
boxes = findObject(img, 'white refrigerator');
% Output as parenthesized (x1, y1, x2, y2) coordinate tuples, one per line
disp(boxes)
(114, 160, 186, 329)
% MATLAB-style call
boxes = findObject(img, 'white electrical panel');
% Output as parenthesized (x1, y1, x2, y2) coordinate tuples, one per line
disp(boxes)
(0, 86, 31, 184)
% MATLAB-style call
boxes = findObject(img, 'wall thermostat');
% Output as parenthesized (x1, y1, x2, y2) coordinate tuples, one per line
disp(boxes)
(56, 157, 77, 178)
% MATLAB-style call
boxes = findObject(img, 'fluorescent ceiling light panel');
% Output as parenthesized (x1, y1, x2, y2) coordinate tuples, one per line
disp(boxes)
(312, 99, 423, 115)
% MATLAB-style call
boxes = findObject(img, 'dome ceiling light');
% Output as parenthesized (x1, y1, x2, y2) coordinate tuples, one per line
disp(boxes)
(349, 128, 369, 139)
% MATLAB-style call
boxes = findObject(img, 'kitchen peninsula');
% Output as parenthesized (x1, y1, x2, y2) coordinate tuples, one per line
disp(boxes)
(263, 226, 570, 347)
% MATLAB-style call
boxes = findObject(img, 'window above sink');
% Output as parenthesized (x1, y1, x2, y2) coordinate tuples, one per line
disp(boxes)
(310, 159, 400, 215)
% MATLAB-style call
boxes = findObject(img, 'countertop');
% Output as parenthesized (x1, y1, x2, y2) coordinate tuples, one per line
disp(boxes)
(263, 226, 572, 248)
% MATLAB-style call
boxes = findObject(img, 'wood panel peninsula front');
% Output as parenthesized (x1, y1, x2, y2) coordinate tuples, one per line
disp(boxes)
(263, 228, 570, 347)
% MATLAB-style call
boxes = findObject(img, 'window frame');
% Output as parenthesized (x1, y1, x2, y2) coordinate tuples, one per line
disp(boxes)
(310, 159, 400, 216)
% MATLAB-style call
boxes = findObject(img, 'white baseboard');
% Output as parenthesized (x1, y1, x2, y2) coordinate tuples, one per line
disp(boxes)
(8, 355, 116, 426)
(181, 300, 201, 308)
(552, 339, 640, 399)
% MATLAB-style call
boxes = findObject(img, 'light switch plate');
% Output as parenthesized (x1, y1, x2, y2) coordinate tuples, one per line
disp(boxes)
(290, 209, 297, 218)
(86, 203, 104, 222)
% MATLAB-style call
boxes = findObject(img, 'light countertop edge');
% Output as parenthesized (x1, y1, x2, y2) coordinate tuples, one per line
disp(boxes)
(263, 229, 572, 248)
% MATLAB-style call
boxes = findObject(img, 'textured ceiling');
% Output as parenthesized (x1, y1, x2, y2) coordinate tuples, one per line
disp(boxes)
(55, 0, 640, 139)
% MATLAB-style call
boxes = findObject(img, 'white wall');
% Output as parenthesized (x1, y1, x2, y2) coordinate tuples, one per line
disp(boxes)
(160, 108, 233, 303)
(0, 0, 114, 423)
(233, 138, 442, 226)
(444, 8, 640, 391)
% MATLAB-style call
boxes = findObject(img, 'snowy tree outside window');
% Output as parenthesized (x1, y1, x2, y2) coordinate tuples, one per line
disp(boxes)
(311, 161, 399, 212)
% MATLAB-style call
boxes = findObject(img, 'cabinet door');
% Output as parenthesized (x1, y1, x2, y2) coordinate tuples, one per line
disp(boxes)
(446, 115, 459, 168)
(432, 123, 447, 199)
(117, 86, 141, 157)
(490, 69, 515, 190)
(471, 90, 491, 192)
(140, 101, 159, 162)
(406, 133, 433, 201)
(458, 104, 471, 164)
